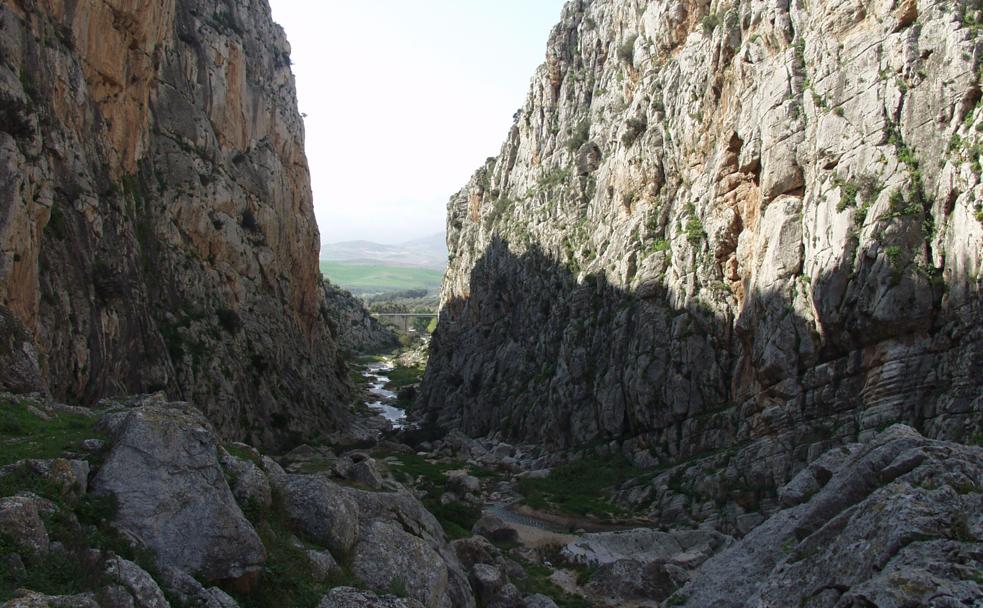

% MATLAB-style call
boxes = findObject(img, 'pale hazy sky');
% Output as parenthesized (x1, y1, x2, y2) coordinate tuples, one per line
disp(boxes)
(268, 1, 567, 245)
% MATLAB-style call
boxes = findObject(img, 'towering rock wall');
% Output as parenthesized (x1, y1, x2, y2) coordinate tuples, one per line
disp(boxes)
(422, 0, 983, 505)
(0, 0, 351, 447)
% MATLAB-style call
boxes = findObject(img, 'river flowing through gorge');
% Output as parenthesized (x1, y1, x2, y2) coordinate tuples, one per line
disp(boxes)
(362, 361, 407, 428)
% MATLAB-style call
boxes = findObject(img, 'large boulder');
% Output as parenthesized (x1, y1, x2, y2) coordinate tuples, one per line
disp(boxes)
(0, 494, 49, 555)
(562, 527, 730, 569)
(349, 521, 452, 608)
(523, 595, 558, 608)
(158, 567, 240, 608)
(92, 402, 265, 582)
(343, 486, 475, 608)
(585, 559, 679, 602)
(218, 449, 272, 511)
(103, 556, 170, 608)
(468, 563, 507, 605)
(274, 474, 360, 554)
(678, 426, 983, 607)
(450, 536, 500, 570)
(471, 516, 518, 545)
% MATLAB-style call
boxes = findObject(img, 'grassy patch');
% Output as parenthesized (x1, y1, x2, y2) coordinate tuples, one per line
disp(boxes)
(513, 558, 594, 608)
(319, 261, 442, 294)
(0, 540, 94, 601)
(0, 473, 171, 604)
(224, 443, 261, 465)
(383, 365, 424, 392)
(684, 216, 705, 244)
(516, 456, 641, 518)
(0, 398, 102, 466)
(377, 452, 489, 539)
(233, 493, 358, 608)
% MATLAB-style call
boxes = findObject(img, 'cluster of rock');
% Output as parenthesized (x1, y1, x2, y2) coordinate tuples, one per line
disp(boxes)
(0, 0, 351, 448)
(417, 422, 983, 607)
(422, 0, 983, 532)
(321, 282, 399, 354)
(0, 395, 471, 607)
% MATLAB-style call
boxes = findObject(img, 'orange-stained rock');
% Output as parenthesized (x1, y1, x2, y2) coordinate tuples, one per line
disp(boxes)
(0, 0, 351, 447)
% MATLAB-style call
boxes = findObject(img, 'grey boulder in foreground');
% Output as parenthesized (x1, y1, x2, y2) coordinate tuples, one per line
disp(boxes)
(675, 425, 983, 607)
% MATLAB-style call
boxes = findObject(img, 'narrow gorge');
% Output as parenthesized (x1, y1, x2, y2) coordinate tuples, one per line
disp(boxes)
(0, 1, 981, 608)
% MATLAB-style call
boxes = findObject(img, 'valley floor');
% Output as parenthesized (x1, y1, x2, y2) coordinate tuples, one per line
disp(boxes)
(1, 347, 981, 608)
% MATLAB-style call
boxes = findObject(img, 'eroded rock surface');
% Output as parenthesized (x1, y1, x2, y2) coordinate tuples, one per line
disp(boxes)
(322, 281, 399, 354)
(0, 0, 352, 448)
(676, 425, 983, 607)
(422, 0, 983, 532)
(92, 401, 265, 583)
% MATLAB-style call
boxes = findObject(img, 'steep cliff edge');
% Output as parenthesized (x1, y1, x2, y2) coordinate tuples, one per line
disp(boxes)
(422, 0, 983, 524)
(0, 0, 351, 447)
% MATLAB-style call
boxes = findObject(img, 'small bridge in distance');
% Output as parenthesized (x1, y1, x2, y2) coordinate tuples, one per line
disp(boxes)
(371, 312, 436, 334)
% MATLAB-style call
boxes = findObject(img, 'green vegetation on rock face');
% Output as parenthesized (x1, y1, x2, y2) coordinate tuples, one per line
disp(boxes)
(233, 492, 357, 608)
(513, 556, 593, 608)
(319, 261, 443, 294)
(0, 397, 102, 466)
(376, 451, 490, 539)
(517, 455, 641, 518)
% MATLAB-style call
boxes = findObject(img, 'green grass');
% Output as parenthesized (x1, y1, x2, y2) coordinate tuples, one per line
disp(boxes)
(234, 493, 358, 608)
(0, 468, 170, 604)
(376, 452, 492, 539)
(383, 365, 424, 392)
(224, 443, 261, 465)
(319, 261, 442, 294)
(516, 456, 641, 518)
(513, 558, 594, 608)
(0, 398, 102, 466)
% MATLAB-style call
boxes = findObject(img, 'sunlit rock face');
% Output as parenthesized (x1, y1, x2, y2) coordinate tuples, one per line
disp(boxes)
(0, 0, 351, 447)
(422, 0, 983, 528)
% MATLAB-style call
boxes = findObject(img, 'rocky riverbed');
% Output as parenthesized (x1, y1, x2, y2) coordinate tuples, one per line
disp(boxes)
(362, 362, 407, 429)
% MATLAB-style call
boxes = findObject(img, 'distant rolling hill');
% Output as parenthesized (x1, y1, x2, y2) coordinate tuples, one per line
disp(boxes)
(320, 233, 447, 270)
(319, 233, 447, 294)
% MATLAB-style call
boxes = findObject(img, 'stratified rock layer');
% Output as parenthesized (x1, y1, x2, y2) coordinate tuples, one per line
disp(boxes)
(0, 0, 351, 446)
(676, 425, 983, 607)
(422, 0, 983, 525)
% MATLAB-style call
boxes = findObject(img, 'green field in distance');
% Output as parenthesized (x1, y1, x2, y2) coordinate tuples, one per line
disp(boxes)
(319, 261, 443, 294)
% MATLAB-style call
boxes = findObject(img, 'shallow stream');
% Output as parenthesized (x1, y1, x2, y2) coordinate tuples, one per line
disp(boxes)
(362, 361, 407, 428)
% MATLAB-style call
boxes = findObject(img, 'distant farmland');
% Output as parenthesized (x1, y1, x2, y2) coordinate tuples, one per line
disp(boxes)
(319, 261, 443, 294)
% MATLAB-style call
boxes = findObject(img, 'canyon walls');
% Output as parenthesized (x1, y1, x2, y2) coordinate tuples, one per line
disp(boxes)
(422, 0, 983, 524)
(0, 0, 351, 447)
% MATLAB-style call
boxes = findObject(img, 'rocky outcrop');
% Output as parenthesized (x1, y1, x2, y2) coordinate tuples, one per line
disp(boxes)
(422, 0, 983, 527)
(1, 393, 483, 607)
(675, 425, 983, 607)
(92, 399, 266, 584)
(318, 588, 424, 608)
(322, 281, 399, 354)
(0, 0, 351, 447)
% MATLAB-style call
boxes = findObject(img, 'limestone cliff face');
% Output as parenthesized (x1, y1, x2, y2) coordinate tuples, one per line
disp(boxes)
(423, 0, 983, 523)
(322, 281, 399, 354)
(0, 0, 351, 447)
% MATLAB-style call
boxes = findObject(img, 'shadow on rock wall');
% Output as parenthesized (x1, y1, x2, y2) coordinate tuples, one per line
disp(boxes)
(421, 235, 982, 492)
